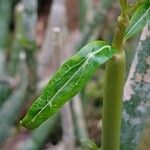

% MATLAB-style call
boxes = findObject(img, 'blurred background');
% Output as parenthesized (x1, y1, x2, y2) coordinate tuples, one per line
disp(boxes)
(0, 0, 144, 149)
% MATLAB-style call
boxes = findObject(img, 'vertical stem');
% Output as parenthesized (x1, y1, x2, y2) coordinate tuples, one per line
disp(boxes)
(102, 15, 127, 150)
(102, 51, 125, 150)
(119, 0, 128, 13)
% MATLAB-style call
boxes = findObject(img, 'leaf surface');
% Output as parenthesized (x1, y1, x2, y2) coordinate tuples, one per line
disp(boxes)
(20, 41, 116, 130)
(81, 139, 101, 150)
(124, 2, 150, 41)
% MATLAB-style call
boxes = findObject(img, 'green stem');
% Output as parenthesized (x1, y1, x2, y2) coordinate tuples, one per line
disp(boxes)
(102, 51, 125, 150)
(102, 14, 127, 150)
(119, 0, 128, 14)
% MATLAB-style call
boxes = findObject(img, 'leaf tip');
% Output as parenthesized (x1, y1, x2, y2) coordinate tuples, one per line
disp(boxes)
(19, 119, 26, 128)
(19, 117, 34, 130)
(20, 120, 22, 125)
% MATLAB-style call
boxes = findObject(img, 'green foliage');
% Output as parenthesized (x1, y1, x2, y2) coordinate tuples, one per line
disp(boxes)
(81, 139, 100, 150)
(20, 41, 116, 130)
(124, 2, 150, 41)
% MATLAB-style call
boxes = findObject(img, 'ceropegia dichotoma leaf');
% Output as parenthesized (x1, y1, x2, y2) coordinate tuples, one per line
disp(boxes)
(20, 41, 116, 130)
(124, 2, 150, 41)
(81, 139, 101, 150)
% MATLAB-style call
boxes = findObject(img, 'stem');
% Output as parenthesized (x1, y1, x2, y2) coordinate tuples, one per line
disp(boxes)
(102, 51, 125, 150)
(102, 13, 127, 150)
(119, 0, 128, 14)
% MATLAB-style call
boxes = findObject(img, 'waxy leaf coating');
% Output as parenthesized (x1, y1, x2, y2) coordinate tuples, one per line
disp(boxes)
(20, 41, 116, 130)
(124, 2, 150, 41)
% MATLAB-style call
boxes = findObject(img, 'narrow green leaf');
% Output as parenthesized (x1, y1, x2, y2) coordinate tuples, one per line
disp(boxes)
(20, 41, 116, 130)
(81, 139, 100, 150)
(124, 2, 150, 41)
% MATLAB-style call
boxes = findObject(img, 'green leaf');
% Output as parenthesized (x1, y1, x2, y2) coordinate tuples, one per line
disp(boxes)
(20, 41, 116, 130)
(124, 2, 150, 41)
(81, 139, 100, 150)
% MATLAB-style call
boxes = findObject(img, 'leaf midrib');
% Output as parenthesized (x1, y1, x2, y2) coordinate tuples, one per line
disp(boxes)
(45, 57, 86, 98)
